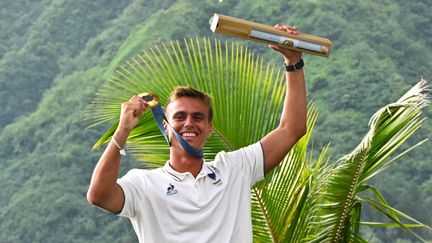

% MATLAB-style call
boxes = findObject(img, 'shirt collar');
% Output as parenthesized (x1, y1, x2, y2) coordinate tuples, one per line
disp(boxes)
(197, 162, 214, 180)
(162, 160, 213, 181)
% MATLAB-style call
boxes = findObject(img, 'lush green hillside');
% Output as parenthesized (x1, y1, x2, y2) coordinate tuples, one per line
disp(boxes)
(0, 0, 430, 242)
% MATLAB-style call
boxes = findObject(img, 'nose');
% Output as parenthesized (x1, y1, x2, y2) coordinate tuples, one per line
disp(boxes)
(184, 115, 194, 128)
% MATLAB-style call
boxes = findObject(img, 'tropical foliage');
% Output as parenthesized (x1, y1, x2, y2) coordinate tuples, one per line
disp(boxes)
(88, 38, 431, 242)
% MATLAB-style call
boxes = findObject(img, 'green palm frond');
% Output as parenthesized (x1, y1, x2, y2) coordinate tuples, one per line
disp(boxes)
(308, 80, 430, 242)
(88, 37, 286, 166)
(251, 103, 326, 242)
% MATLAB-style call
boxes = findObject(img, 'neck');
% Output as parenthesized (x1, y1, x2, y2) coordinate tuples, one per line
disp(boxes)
(169, 148, 203, 177)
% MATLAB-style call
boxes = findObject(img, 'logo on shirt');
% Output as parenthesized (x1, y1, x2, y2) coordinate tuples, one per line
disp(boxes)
(208, 170, 224, 187)
(166, 183, 178, 196)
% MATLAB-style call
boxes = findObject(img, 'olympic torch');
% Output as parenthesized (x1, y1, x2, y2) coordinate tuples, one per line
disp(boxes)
(209, 13, 332, 57)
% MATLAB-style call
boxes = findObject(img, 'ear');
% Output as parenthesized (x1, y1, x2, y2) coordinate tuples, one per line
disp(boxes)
(163, 120, 169, 135)
(208, 122, 213, 135)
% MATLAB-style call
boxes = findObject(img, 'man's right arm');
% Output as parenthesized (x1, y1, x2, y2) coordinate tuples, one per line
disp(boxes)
(87, 96, 147, 214)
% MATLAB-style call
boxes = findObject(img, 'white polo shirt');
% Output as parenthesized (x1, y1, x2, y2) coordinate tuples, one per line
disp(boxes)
(117, 142, 264, 243)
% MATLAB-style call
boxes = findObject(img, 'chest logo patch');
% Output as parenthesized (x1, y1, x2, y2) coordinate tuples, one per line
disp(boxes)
(208, 172, 224, 187)
(166, 183, 178, 196)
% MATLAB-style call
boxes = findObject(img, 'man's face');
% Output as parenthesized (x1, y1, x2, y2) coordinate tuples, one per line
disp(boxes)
(165, 97, 212, 150)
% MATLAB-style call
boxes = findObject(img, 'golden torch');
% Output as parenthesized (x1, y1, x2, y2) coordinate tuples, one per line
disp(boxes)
(209, 13, 332, 57)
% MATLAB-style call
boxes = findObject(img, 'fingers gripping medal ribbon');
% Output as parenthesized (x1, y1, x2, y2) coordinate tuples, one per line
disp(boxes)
(138, 93, 204, 158)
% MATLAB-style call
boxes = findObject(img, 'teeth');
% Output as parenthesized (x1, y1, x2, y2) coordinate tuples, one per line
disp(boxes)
(182, 132, 196, 137)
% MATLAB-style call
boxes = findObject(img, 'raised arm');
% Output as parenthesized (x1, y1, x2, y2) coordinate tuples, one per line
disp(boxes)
(87, 95, 147, 213)
(260, 24, 307, 174)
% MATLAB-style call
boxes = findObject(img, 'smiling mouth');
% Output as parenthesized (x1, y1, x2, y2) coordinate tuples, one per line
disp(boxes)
(181, 132, 198, 139)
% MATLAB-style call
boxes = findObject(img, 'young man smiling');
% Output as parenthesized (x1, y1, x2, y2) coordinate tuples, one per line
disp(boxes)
(87, 24, 307, 243)
(163, 89, 214, 176)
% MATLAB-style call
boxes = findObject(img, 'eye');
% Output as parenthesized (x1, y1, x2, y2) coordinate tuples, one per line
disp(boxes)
(173, 113, 186, 120)
(193, 113, 206, 121)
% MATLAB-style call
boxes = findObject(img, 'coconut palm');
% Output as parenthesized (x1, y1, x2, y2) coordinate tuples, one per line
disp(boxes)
(87, 37, 431, 242)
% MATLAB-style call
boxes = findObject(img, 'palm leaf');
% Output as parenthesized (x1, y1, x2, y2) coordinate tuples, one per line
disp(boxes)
(308, 80, 430, 242)
(251, 103, 333, 242)
(87, 37, 286, 167)
(251, 104, 317, 242)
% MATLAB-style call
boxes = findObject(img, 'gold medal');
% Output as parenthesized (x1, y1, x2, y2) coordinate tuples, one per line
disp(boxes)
(138, 92, 160, 108)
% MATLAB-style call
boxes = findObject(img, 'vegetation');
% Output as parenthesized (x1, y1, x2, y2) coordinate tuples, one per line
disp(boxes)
(0, 0, 430, 242)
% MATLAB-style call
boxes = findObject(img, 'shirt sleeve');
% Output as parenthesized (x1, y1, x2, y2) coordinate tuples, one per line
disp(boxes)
(116, 169, 146, 218)
(223, 141, 265, 186)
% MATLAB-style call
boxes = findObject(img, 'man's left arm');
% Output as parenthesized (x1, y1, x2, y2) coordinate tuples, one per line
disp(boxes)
(260, 24, 307, 174)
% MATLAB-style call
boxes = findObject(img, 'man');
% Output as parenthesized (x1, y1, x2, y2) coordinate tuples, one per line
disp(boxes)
(87, 24, 307, 242)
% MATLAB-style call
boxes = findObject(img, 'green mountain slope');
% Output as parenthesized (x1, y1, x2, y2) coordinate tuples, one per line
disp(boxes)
(0, 0, 430, 242)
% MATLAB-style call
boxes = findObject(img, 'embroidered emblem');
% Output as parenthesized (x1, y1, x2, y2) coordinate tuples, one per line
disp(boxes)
(207, 167, 223, 187)
(166, 183, 178, 196)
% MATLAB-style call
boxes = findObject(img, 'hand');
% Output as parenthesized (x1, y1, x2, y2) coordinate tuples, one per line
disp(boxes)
(118, 95, 149, 133)
(269, 24, 302, 65)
